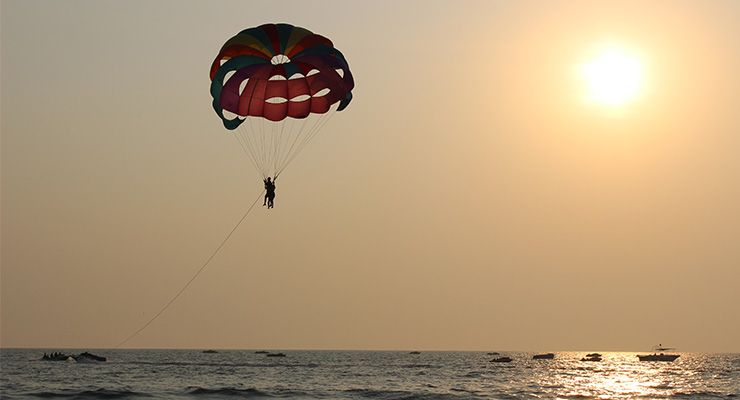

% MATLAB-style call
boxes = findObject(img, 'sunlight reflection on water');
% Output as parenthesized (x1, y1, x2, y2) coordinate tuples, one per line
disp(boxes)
(531, 352, 734, 399)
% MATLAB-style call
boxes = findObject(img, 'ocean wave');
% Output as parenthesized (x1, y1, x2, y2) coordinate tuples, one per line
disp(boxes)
(672, 390, 737, 399)
(113, 360, 313, 369)
(459, 370, 484, 378)
(25, 388, 149, 399)
(185, 387, 270, 397)
(342, 388, 480, 400)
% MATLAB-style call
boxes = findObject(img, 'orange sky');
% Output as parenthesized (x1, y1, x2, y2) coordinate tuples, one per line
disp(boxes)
(2, 0, 739, 352)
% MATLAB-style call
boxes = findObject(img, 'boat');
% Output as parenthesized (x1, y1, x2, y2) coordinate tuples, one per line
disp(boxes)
(266, 352, 286, 357)
(41, 352, 73, 361)
(409, 351, 421, 355)
(490, 356, 513, 363)
(638, 344, 679, 362)
(255, 350, 269, 354)
(637, 353, 680, 361)
(533, 353, 555, 360)
(580, 353, 602, 362)
(202, 350, 219, 354)
(74, 352, 107, 363)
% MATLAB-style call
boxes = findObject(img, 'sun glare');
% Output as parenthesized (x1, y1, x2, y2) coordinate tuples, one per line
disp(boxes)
(582, 50, 643, 105)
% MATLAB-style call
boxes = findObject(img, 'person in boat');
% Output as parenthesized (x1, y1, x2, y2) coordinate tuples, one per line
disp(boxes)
(263, 176, 276, 208)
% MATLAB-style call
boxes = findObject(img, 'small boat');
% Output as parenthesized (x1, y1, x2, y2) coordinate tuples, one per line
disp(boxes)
(637, 353, 680, 362)
(74, 352, 107, 363)
(266, 352, 286, 357)
(202, 350, 218, 354)
(580, 354, 602, 362)
(254, 350, 269, 354)
(409, 351, 421, 355)
(638, 344, 679, 362)
(41, 352, 73, 361)
(487, 352, 500, 356)
(490, 356, 513, 363)
(533, 353, 555, 360)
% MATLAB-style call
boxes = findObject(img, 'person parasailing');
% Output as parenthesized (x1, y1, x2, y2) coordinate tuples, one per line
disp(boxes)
(209, 23, 354, 206)
(263, 176, 277, 208)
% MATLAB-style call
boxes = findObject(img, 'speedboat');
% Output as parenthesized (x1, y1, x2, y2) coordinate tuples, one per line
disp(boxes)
(490, 356, 513, 363)
(637, 344, 679, 362)
(580, 354, 602, 362)
(533, 353, 555, 360)
(637, 353, 680, 361)
(74, 352, 106, 362)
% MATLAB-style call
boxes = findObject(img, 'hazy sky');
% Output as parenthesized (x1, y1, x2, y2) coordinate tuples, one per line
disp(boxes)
(2, 0, 739, 352)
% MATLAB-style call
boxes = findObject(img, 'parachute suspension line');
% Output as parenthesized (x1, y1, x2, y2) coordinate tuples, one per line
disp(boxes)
(234, 117, 272, 179)
(270, 118, 287, 177)
(257, 116, 287, 179)
(253, 117, 272, 179)
(233, 130, 263, 178)
(232, 103, 340, 180)
(273, 116, 302, 176)
(113, 191, 265, 349)
(275, 115, 310, 175)
(275, 107, 338, 178)
(232, 122, 259, 177)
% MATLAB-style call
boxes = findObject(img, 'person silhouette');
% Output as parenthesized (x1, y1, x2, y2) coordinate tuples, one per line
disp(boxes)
(263, 177, 276, 208)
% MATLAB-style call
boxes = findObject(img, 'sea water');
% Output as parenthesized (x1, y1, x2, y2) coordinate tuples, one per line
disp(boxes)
(1, 349, 738, 399)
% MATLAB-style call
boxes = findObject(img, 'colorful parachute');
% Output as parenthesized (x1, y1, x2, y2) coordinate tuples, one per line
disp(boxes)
(209, 23, 354, 179)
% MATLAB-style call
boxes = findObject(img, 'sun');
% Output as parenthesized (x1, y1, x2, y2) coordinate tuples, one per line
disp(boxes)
(582, 50, 643, 105)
